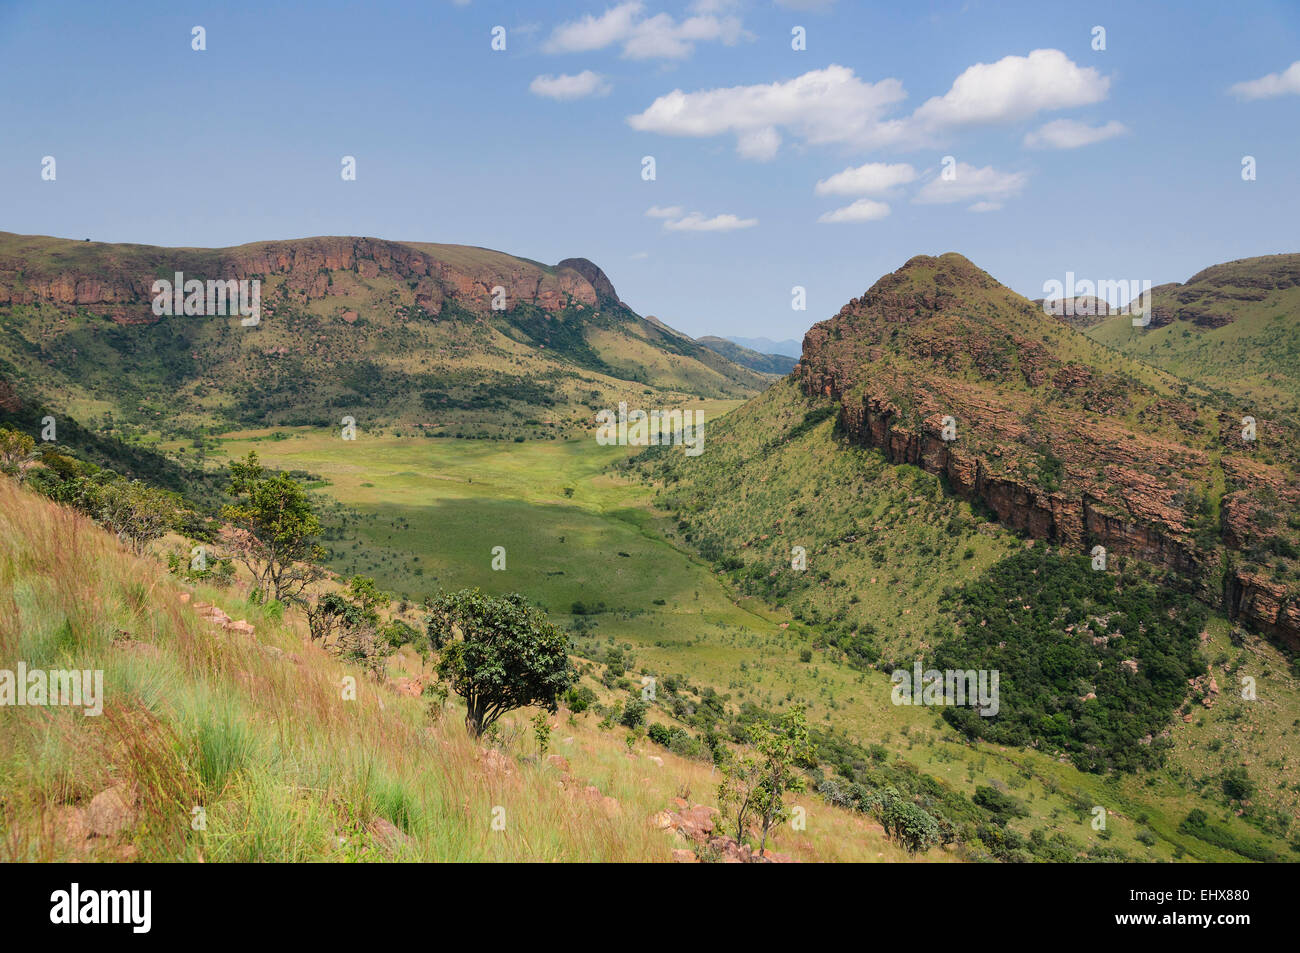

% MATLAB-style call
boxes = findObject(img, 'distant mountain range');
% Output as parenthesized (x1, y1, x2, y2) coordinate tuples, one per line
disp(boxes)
(725, 335, 802, 358)
(0, 232, 767, 441)
(696, 336, 797, 375)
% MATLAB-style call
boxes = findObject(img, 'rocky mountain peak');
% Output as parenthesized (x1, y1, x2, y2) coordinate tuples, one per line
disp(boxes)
(555, 257, 619, 303)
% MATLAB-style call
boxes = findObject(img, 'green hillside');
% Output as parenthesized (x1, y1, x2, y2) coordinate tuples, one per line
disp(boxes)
(1086, 254, 1300, 415)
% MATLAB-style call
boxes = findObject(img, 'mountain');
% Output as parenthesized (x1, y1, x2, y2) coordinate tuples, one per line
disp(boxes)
(792, 252, 1299, 650)
(0, 232, 767, 440)
(640, 253, 1300, 655)
(726, 336, 802, 358)
(696, 336, 797, 375)
(1084, 254, 1300, 416)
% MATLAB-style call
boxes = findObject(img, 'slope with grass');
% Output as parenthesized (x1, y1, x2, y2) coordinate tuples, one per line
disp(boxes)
(1086, 254, 1300, 416)
(630, 377, 1300, 859)
(0, 476, 938, 862)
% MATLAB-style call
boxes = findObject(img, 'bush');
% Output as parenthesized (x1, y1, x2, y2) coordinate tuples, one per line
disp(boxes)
(880, 796, 942, 855)
(620, 698, 647, 729)
(565, 684, 597, 714)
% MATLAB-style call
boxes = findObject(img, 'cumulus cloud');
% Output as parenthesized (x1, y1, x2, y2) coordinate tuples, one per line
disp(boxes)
(529, 70, 612, 100)
(814, 162, 916, 195)
(912, 163, 1027, 206)
(967, 201, 1003, 213)
(817, 199, 891, 223)
(628, 65, 909, 158)
(1024, 118, 1126, 149)
(655, 209, 757, 231)
(1229, 61, 1300, 100)
(544, 1, 746, 60)
(628, 50, 1110, 159)
(910, 49, 1110, 130)
(645, 205, 684, 218)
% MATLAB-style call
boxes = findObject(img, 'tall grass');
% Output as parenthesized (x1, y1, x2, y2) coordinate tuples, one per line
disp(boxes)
(0, 479, 933, 862)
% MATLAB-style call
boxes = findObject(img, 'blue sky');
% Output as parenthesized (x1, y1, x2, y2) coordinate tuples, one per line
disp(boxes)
(1, 0, 1297, 340)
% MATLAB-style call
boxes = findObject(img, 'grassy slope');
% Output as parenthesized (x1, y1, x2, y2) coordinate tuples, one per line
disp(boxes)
(1088, 271, 1300, 417)
(0, 476, 930, 862)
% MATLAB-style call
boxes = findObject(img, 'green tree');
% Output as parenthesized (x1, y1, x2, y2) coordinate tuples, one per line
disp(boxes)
(426, 589, 575, 737)
(620, 697, 647, 728)
(95, 479, 178, 555)
(220, 452, 324, 602)
(880, 795, 942, 855)
(717, 704, 815, 857)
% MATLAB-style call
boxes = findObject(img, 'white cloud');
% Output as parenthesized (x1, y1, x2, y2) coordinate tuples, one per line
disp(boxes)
(544, 1, 745, 60)
(629, 251, 650, 259)
(967, 201, 1002, 213)
(661, 210, 757, 231)
(628, 65, 909, 158)
(818, 199, 891, 223)
(814, 162, 916, 195)
(645, 205, 684, 218)
(1024, 118, 1126, 149)
(1229, 61, 1300, 100)
(628, 50, 1110, 159)
(911, 49, 1110, 129)
(913, 163, 1027, 205)
(736, 127, 782, 161)
(529, 70, 612, 100)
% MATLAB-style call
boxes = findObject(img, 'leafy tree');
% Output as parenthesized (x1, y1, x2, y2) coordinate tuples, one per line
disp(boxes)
(0, 427, 38, 483)
(220, 452, 324, 602)
(94, 479, 178, 555)
(426, 589, 575, 737)
(880, 795, 942, 855)
(620, 697, 647, 728)
(717, 704, 814, 857)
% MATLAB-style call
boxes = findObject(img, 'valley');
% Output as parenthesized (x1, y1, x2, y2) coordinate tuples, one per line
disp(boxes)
(3, 233, 1298, 864)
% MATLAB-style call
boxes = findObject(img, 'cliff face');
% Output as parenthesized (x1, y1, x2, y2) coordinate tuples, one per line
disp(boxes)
(0, 234, 610, 323)
(796, 253, 1300, 650)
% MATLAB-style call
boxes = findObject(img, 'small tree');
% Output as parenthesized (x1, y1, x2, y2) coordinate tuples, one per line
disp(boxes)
(717, 705, 814, 857)
(426, 589, 575, 737)
(0, 428, 38, 484)
(880, 795, 941, 855)
(220, 452, 324, 602)
(532, 712, 552, 757)
(95, 479, 178, 555)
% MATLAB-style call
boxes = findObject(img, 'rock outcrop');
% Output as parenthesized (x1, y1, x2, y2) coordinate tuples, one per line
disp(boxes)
(0, 233, 618, 324)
